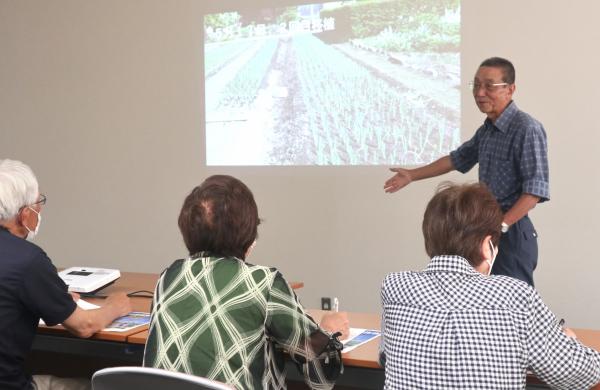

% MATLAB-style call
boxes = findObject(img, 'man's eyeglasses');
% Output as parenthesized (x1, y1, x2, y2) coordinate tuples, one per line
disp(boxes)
(33, 194, 47, 206)
(468, 81, 509, 92)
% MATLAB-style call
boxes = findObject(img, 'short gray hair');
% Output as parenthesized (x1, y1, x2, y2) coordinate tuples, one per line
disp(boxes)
(0, 159, 39, 221)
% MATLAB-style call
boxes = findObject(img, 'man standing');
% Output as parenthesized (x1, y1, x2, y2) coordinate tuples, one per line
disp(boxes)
(0, 159, 131, 390)
(384, 57, 549, 286)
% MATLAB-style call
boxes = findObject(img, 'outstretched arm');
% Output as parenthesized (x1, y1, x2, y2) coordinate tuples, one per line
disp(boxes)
(62, 293, 131, 338)
(384, 155, 455, 193)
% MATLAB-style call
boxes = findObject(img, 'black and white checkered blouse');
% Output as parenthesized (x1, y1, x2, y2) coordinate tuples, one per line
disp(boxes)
(381, 255, 600, 389)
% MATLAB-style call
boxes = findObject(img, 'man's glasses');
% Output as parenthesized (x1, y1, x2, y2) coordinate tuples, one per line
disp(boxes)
(33, 194, 47, 206)
(18, 194, 47, 213)
(468, 81, 509, 92)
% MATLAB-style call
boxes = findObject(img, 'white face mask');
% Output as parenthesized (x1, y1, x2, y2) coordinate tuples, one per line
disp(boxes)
(25, 206, 41, 241)
(486, 241, 497, 276)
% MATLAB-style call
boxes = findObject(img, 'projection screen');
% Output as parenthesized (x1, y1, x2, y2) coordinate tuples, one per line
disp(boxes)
(205, 0, 460, 166)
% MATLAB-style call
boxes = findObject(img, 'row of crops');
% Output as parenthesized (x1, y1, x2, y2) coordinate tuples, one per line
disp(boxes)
(292, 34, 458, 165)
(205, 33, 459, 165)
(204, 40, 256, 78)
(212, 38, 278, 111)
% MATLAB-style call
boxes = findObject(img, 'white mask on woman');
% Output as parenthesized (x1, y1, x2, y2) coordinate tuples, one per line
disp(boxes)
(486, 240, 497, 276)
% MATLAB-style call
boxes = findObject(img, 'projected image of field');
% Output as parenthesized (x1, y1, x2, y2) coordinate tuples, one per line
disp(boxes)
(205, 0, 460, 166)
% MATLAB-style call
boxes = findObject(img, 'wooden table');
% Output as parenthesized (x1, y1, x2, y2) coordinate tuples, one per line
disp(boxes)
(38, 272, 157, 342)
(128, 310, 382, 366)
(31, 272, 303, 377)
(32, 274, 600, 389)
(128, 310, 384, 389)
(37, 272, 303, 341)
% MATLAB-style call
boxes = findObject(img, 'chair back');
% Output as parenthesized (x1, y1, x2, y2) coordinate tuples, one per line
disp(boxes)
(92, 366, 234, 390)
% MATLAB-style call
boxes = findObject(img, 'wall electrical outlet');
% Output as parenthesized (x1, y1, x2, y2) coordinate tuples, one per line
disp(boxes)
(321, 297, 331, 311)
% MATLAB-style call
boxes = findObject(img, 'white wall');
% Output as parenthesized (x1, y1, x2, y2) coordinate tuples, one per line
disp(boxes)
(1, 0, 600, 327)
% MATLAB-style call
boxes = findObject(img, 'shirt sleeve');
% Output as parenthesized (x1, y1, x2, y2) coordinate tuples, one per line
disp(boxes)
(378, 311, 386, 367)
(19, 252, 77, 326)
(380, 274, 400, 368)
(265, 271, 340, 390)
(527, 290, 600, 389)
(449, 126, 483, 174)
(518, 124, 550, 202)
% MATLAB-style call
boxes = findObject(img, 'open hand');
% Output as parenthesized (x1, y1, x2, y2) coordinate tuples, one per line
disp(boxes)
(384, 168, 412, 193)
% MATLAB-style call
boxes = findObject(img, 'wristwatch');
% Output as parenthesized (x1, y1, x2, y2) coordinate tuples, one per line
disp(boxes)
(501, 222, 509, 233)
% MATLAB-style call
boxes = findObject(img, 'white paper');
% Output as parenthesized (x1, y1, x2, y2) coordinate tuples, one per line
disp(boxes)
(340, 328, 381, 353)
(76, 298, 100, 310)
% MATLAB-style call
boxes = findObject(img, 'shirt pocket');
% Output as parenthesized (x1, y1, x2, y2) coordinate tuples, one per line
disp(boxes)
(491, 159, 518, 199)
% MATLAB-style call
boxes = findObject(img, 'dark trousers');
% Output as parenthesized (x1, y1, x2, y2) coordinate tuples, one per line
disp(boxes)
(491, 215, 538, 287)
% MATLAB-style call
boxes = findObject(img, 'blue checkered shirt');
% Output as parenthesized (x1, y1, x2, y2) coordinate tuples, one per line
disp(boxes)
(450, 102, 549, 211)
(381, 255, 600, 389)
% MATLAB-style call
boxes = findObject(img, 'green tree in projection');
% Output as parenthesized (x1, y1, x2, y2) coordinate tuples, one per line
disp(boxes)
(320, 0, 460, 51)
(205, 12, 241, 30)
(277, 7, 301, 25)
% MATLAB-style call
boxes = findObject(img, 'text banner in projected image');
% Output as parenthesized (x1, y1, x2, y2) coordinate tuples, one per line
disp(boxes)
(205, 0, 460, 166)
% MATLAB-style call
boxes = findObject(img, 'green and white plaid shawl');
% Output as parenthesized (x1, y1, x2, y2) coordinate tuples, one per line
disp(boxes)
(143, 253, 338, 389)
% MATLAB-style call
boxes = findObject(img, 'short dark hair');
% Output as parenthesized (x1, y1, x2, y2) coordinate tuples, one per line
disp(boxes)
(422, 182, 503, 267)
(178, 175, 259, 259)
(480, 57, 515, 84)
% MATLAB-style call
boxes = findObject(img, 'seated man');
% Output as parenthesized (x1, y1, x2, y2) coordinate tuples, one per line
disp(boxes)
(381, 182, 600, 389)
(0, 159, 131, 390)
(143, 174, 349, 390)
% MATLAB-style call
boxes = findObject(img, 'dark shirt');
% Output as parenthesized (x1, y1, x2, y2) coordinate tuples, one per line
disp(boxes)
(450, 102, 550, 211)
(0, 226, 76, 390)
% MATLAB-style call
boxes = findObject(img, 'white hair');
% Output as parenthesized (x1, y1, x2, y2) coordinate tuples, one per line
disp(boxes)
(0, 159, 39, 221)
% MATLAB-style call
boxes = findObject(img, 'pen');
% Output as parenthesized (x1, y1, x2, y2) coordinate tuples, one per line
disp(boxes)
(558, 318, 565, 327)
(78, 293, 108, 299)
(333, 297, 339, 312)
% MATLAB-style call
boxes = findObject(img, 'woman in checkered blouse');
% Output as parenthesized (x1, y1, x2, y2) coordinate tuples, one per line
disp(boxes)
(381, 182, 600, 389)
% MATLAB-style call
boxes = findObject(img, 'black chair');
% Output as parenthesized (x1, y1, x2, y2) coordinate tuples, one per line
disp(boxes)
(92, 366, 234, 390)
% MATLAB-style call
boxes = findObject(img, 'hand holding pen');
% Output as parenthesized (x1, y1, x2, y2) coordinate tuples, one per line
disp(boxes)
(559, 318, 577, 339)
(321, 297, 349, 339)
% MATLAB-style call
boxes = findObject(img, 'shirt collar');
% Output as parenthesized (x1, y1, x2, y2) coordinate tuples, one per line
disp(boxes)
(484, 100, 518, 133)
(424, 255, 480, 276)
